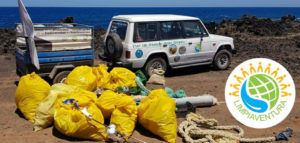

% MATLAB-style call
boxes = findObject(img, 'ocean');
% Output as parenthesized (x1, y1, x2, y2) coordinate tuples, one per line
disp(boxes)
(0, 7, 300, 29)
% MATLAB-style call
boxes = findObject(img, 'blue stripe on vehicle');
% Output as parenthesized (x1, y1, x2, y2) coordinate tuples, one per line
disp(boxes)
(16, 49, 94, 64)
(39, 55, 94, 63)
(38, 49, 94, 58)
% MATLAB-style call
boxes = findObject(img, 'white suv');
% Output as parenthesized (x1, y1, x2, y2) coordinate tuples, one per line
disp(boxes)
(101, 14, 236, 76)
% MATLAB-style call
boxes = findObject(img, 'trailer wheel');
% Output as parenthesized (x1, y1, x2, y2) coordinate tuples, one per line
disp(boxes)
(53, 71, 70, 84)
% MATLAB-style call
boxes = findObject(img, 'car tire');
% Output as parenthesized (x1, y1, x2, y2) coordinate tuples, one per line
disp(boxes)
(53, 71, 70, 84)
(144, 56, 167, 77)
(105, 33, 123, 59)
(213, 49, 232, 70)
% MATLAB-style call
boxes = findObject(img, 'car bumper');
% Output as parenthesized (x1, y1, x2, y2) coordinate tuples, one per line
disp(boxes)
(114, 61, 133, 69)
(232, 49, 237, 54)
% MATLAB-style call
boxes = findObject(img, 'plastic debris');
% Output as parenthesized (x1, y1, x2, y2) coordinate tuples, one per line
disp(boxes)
(165, 87, 187, 98)
(275, 128, 293, 141)
(135, 70, 147, 85)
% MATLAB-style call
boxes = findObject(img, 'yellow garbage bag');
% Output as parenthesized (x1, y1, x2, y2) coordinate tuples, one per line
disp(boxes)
(92, 64, 110, 88)
(65, 66, 97, 91)
(96, 90, 126, 119)
(138, 89, 177, 143)
(15, 72, 51, 123)
(54, 92, 107, 141)
(105, 67, 137, 90)
(110, 95, 137, 139)
(34, 83, 84, 131)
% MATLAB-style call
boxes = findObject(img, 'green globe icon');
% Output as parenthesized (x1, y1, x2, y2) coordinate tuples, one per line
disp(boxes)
(247, 74, 280, 109)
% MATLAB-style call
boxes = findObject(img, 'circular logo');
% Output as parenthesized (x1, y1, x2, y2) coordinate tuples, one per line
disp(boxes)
(135, 49, 143, 58)
(179, 46, 186, 54)
(225, 58, 295, 128)
(174, 56, 180, 62)
(169, 44, 177, 55)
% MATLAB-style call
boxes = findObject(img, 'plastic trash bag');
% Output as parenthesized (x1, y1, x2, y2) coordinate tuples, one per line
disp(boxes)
(138, 89, 177, 143)
(93, 64, 110, 88)
(135, 70, 147, 85)
(96, 90, 125, 119)
(34, 83, 84, 131)
(110, 95, 137, 140)
(54, 92, 107, 141)
(15, 72, 51, 123)
(65, 66, 97, 91)
(105, 67, 137, 90)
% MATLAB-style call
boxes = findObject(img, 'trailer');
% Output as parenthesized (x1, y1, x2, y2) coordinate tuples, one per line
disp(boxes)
(15, 23, 94, 83)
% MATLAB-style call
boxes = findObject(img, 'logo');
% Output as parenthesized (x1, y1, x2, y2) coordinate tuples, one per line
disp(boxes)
(179, 46, 186, 54)
(169, 44, 177, 55)
(225, 58, 295, 128)
(174, 56, 180, 62)
(195, 43, 202, 53)
(135, 49, 143, 58)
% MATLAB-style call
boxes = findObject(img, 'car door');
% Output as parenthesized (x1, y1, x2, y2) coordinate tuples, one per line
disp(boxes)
(181, 20, 212, 64)
(159, 21, 186, 66)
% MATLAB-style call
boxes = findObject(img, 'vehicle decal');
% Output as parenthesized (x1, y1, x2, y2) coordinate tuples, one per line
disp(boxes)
(132, 41, 186, 49)
(174, 56, 181, 62)
(169, 44, 177, 55)
(179, 46, 186, 54)
(135, 49, 143, 58)
(195, 43, 202, 53)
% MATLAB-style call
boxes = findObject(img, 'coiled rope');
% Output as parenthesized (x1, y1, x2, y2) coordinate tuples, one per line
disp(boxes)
(178, 113, 276, 143)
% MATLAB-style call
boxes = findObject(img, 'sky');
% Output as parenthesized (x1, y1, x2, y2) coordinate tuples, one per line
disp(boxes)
(1, 0, 300, 7)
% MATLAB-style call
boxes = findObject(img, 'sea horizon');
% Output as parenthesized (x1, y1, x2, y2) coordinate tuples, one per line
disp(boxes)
(1, 7, 299, 28)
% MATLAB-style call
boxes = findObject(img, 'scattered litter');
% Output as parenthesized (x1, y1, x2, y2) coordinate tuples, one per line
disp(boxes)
(138, 89, 177, 143)
(64, 66, 97, 91)
(54, 93, 107, 141)
(147, 69, 166, 85)
(179, 113, 293, 143)
(15, 72, 51, 123)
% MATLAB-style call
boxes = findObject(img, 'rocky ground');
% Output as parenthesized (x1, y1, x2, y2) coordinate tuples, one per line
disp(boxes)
(0, 15, 299, 143)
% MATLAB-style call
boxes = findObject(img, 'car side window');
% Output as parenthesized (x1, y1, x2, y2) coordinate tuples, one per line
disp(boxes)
(182, 21, 208, 38)
(160, 21, 183, 40)
(134, 22, 157, 42)
(109, 21, 128, 40)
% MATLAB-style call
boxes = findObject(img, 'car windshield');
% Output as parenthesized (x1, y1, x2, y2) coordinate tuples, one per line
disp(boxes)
(109, 21, 128, 40)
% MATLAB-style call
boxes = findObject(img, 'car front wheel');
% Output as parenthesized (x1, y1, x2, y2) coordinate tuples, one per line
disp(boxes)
(213, 49, 232, 70)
